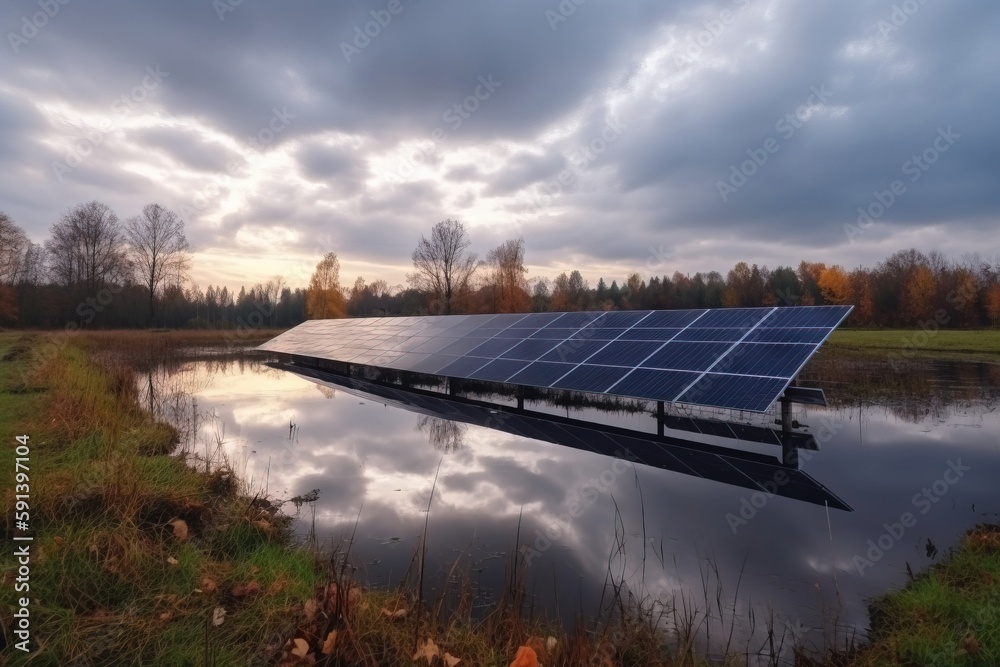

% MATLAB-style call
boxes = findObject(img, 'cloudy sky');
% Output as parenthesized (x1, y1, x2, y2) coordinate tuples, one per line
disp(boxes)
(2, 0, 998, 292)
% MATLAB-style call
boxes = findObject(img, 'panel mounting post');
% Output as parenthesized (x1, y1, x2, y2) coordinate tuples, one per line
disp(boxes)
(780, 394, 797, 468)
(657, 400, 665, 437)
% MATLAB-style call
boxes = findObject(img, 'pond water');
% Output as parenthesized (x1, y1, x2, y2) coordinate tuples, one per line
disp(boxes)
(143, 351, 1000, 661)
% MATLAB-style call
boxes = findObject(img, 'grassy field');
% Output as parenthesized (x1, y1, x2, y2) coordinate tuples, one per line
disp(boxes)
(828, 328, 1000, 358)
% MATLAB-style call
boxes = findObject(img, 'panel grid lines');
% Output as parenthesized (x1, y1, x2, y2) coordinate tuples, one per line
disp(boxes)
(258, 306, 853, 412)
(670, 307, 777, 403)
(539, 310, 658, 389)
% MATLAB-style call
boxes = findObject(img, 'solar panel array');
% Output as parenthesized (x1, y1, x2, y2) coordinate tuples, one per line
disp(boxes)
(258, 305, 852, 412)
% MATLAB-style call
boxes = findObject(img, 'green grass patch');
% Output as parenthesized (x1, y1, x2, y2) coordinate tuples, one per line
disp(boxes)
(838, 525, 1000, 667)
(829, 329, 1000, 359)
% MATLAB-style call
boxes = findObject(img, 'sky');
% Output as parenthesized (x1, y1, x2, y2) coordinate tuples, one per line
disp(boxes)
(2, 0, 998, 293)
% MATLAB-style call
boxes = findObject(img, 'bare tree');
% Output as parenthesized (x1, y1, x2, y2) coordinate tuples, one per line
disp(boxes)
(0, 212, 30, 286)
(484, 236, 530, 313)
(262, 275, 286, 325)
(407, 219, 478, 315)
(125, 203, 191, 325)
(46, 201, 131, 292)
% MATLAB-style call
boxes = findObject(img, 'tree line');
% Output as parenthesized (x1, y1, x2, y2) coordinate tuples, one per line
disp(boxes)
(3, 209, 1000, 329)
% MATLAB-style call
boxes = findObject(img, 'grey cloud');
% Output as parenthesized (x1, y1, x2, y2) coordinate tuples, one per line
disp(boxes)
(0, 0, 998, 283)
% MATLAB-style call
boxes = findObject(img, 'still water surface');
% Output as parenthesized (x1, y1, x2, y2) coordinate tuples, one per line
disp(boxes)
(146, 352, 1000, 658)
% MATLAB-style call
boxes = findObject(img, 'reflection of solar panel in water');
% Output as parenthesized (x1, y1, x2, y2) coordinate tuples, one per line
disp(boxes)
(270, 361, 852, 511)
(258, 305, 853, 413)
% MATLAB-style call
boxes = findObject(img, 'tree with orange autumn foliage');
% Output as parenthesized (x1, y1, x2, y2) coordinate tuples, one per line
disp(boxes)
(903, 264, 937, 322)
(818, 265, 852, 305)
(306, 252, 346, 319)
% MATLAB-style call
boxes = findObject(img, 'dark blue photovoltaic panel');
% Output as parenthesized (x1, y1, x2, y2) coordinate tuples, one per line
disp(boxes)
(596, 311, 651, 327)
(676, 374, 788, 411)
(410, 337, 460, 354)
(714, 343, 815, 377)
(467, 338, 520, 357)
(608, 369, 700, 400)
(400, 354, 452, 374)
(449, 315, 501, 332)
(743, 328, 829, 344)
(574, 328, 627, 340)
(538, 340, 609, 364)
(640, 310, 703, 327)
(516, 313, 566, 327)
(507, 361, 575, 386)
(432, 337, 494, 355)
(641, 342, 731, 372)
(760, 305, 852, 328)
(479, 314, 528, 329)
(467, 359, 528, 382)
(499, 339, 561, 361)
(546, 312, 604, 328)
(469, 329, 504, 338)
(437, 356, 491, 377)
(694, 307, 770, 328)
(495, 328, 539, 338)
(258, 305, 853, 412)
(585, 341, 663, 366)
(554, 365, 631, 393)
(530, 328, 580, 339)
(618, 328, 682, 341)
(673, 327, 750, 342)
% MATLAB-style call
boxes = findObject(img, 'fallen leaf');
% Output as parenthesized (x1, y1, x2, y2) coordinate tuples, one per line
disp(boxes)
(413, 638, 441, 664)
(168, 518, 189, 541)
(443, 653, 462, 666)
(166, 556, 179, 566)
(53, 536, 66, 548)
(546, 637, 557, 653)
(231, 581, 261, 598)
(304, 598, 319, 621)
(525, 636, 545, 654)
(510, 645, 539, 667)
(211, 607, 226, 626)
(200, 576, 217, 593)
(381, 607, 407, 619)
(158, 611, 173, 621)
(291, 637, 309, 658)
(321, 630, 338, 655)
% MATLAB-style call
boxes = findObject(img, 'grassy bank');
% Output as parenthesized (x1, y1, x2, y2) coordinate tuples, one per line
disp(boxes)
(827, 524, 1000, 667)
(0, 332, 321, 664)
(827, 329, 1000, 361)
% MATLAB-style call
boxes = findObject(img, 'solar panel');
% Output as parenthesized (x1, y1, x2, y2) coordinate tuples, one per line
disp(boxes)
(257, 305, 853, 412)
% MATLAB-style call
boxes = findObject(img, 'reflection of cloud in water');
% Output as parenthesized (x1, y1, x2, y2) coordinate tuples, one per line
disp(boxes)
(151, 355, 1000, 659)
